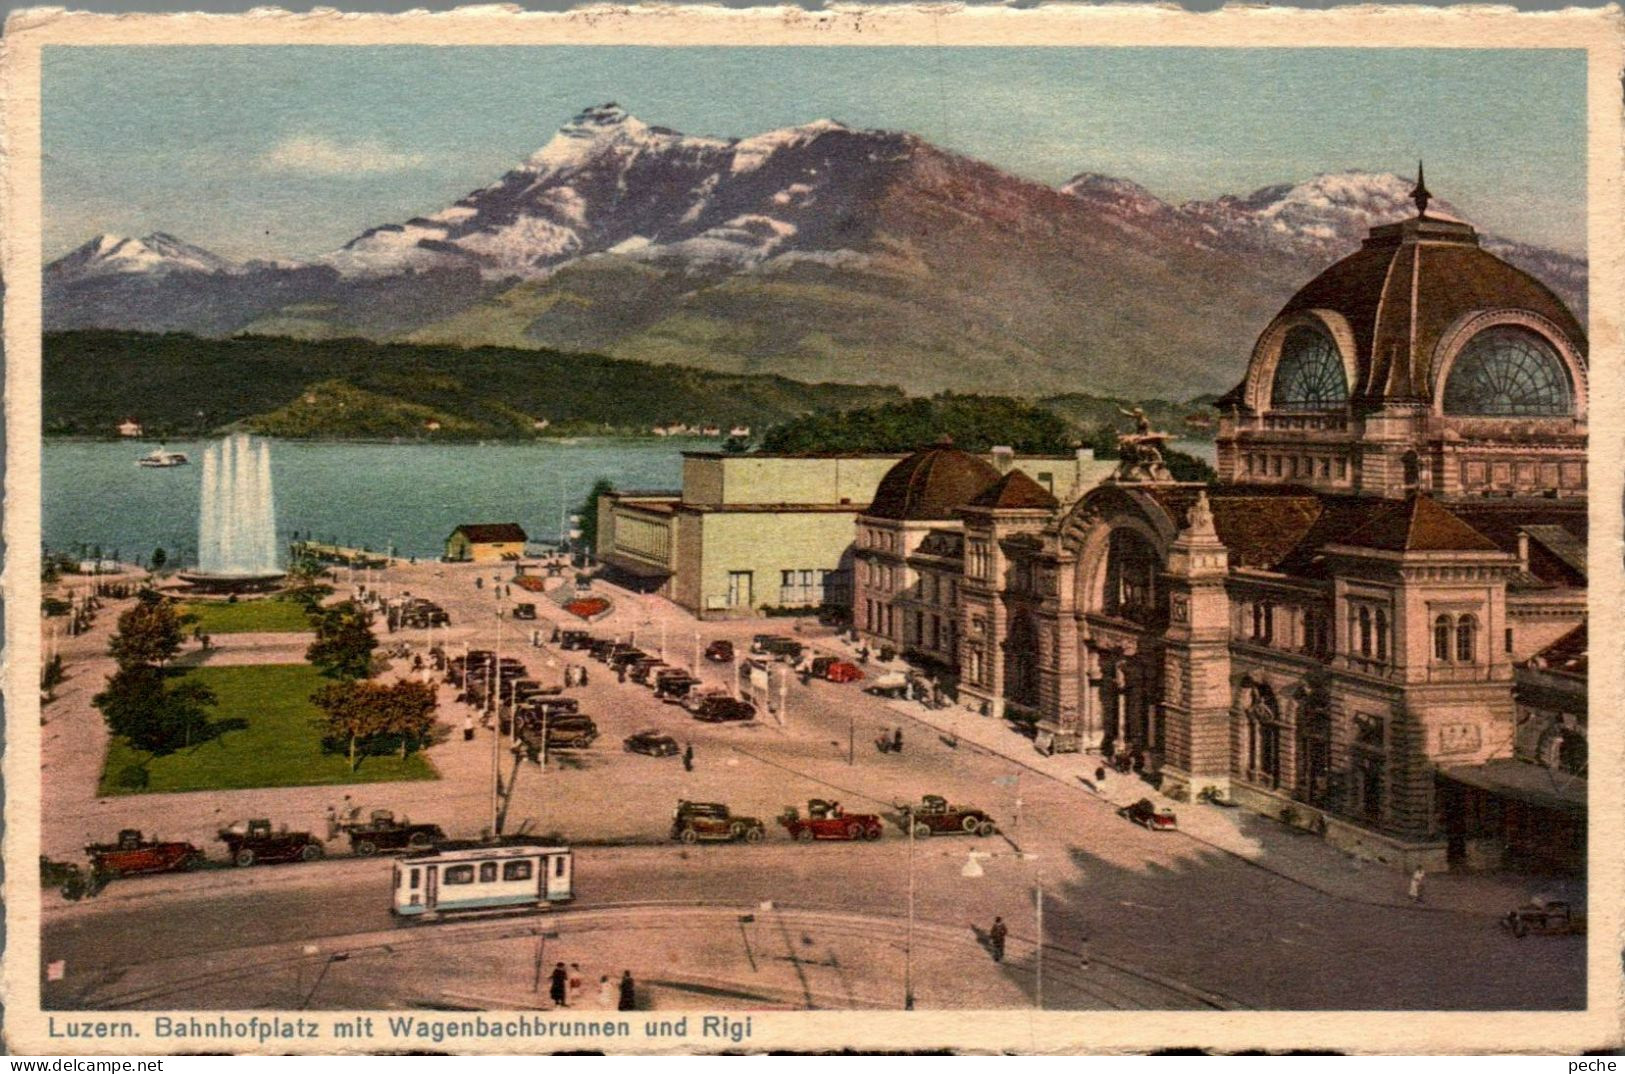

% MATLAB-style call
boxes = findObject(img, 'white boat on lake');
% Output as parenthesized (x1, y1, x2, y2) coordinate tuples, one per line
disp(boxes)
(136, 447, 190, 468)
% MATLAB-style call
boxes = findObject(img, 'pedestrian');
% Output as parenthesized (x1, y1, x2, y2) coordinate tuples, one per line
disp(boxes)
(683, 744, 694, 772)
(1095, 765, 1108, 784)
(569, 963, 584, 1005)
(617, 665, 627, 683)
(893, 727, 904, 753)
(549, 962, 568, 1007)
(618, 970, 636, 1011)
(597, 974, 616, 1009)
(1409, 866, 1425, 903)
(463, 712, 475, 742)
(324, 804, 339, 841)
(989, 916, 1008, 963)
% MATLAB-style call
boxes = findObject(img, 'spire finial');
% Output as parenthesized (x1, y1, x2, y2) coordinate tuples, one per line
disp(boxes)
(1411, 160, 1431, 218)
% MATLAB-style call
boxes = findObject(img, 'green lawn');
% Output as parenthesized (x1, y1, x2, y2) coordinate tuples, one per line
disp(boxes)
(99, 663, 439, 795)
(179, 599, 313, 634)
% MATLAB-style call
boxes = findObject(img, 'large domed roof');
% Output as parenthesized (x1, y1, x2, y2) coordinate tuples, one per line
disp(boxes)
(866, 438, 1002, 521)
(1225, 207, 1586, 412)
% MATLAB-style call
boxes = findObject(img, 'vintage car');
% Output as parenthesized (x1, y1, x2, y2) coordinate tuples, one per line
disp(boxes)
(681, 684, 734, 714)
(1502, 897, 1587, 937)
(624, 729, 681, 757)
(217, 819, 325, 867)
(609, 648, 649, 671)
(693, 696, 757, 723)
(559, 630, 594, 651)
(84, 829, 206, 879)
(42, 856, 96, 900)
(587, 638, 618, 661)
(629, 658, 668, 685)
(778, 799, 884, 842)
(899, 795, 997, 838)
(866, 671, 914, 699)
(511, 602, 537, 620)
(752, 636, 804, 663)
(1118, 798, 1179, 831)
(704, 640, 735, 663)
(671, 801, 767, 844)
(342, 810, 446, 855)
(517, 713, 599, 755)
(653, 670, 701, 701)
(822, 661, 863, 684)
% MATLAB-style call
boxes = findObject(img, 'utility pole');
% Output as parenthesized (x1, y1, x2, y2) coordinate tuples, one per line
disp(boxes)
(693, 632, 701, 673)
(490, 591, 504, 837)
(1035, 879, 1045, 1011)
(905, 815, 916, 1010)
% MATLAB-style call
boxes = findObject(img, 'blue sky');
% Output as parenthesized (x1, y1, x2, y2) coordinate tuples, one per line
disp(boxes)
(43, 46, 1587, 261)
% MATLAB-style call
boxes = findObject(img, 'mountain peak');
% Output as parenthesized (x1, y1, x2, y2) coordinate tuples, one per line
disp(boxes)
(49, 231, 238, 281)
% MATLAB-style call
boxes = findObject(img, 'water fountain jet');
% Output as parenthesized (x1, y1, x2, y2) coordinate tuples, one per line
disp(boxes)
(180, 433, 286, 592)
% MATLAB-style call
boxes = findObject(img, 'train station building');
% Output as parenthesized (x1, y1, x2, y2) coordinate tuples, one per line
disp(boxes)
(852, 181, 1587, 872)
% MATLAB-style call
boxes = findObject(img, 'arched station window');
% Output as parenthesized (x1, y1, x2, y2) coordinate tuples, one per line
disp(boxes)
(1443, 327, 1573, 417)
(1270, 326, 1349, 412)
(1455, 615, 1477, 664)
(1434, 615, 1452, 662)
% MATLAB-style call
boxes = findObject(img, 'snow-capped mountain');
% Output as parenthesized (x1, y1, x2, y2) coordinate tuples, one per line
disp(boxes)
(47, 232, 241, 282)
(44, 107, 1588, 399)
(320, 103, 885, 280)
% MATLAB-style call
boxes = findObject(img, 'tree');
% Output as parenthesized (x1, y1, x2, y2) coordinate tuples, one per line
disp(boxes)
(150, 547, 167, 573)
(376, 679, 440, 758)
(93, 665, 216, 754)
(306, 601, 377, 681)
(311, 678, 440, 768)
(311, 681, 385, 770)
(574, 478, 615, 555)
(107, 590, 192, 671)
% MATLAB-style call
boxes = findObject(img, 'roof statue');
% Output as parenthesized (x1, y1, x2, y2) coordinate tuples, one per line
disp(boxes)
(1111, 405, 1174, 483)
(1186, 489, 1217, 537)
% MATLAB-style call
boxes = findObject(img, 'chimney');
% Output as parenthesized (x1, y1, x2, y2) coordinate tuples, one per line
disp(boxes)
(991, 446, 1014, 474)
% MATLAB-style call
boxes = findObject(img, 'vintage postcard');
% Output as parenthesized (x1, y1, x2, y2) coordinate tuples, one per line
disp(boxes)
(2, 4, 1621, 1056)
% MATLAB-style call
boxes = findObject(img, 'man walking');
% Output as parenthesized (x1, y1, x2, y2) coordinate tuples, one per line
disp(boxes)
(683, 744, 694, 772)
(1408, 866, 1426, 903)
(549, 962, 569, 1008)
(463, 712, 475, 742)
(989, 916, 1008, 963)
(618, 970, 637, 1011)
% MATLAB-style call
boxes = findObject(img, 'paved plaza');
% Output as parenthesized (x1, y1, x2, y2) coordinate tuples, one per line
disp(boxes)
(37, 561, 1586, 1011)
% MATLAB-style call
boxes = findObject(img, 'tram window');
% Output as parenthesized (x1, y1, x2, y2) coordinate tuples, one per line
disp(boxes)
(554, 856, 567, 878)
(444, 865, 475, 885)
(503, 860, 534, 881)
(479, 862, 498, 883)
(409, 868, 420, 890)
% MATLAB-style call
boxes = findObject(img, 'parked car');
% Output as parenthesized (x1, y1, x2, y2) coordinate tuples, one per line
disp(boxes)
(629, 658, 667, 684)
(704, 640, 735, 663)
(588, 638, 618, 661)
(1502, 897, 1586, 937)
(682, 684, 733, 713)
(624, 729, 681, 757)
(778, 799, 884, 842)
(342, 810, 446, 855)
(866, 671, 912, 698)
(217, 819, 325, 867)
(752, 636, 803, 662)
(749, 634, 782, 654)
(610, 648, 648, 671)
(1118, 798, 1179, 831)
(671, 800, 766, 844)
(511, 603, 537, 621)
(560, 630, 594, 651)
(654, 671, 701, 701)
(694, 696, 757, 723)
(898, 795, 997, 838)
(822, 661, 863, 684)
(84, 829, 204, 880)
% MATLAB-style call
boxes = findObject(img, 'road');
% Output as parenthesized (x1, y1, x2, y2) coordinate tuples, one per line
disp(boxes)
(37, 563, 1586, 1012)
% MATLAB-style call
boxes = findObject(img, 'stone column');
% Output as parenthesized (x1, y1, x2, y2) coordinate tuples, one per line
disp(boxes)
(1158, 492, 1234, 802)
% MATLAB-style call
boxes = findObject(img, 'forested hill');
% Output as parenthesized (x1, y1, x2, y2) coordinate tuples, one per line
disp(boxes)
(43, 331, 906, 440)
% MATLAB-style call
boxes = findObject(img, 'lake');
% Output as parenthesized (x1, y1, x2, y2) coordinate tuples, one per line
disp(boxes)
(42, 437, 1218, 566)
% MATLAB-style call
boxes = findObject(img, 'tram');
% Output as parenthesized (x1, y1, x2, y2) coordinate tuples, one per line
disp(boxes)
(391, 839, 573, 920)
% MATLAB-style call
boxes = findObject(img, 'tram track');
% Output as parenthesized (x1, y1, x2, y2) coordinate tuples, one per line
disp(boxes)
(59, 901, 1238, 1012)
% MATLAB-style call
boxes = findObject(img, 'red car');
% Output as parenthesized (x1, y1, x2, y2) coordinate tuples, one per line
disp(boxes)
(1119, 798, 1179, 831)
(823, 661, 863, 684)
(86, 829, 204, 879)
(779, 799, 883, 842)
